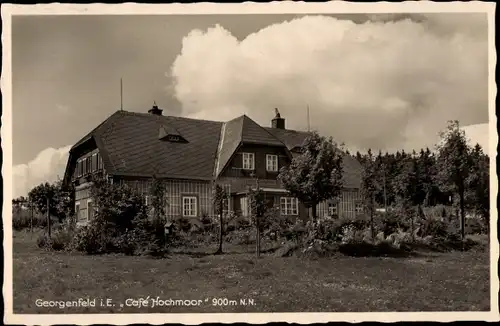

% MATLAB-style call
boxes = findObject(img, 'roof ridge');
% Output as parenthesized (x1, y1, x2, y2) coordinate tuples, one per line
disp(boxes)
(214, 122, 227, 177)
(71, 110, 123, 150)
(119, 110, 224, 124)
(240, 115, 286, 146)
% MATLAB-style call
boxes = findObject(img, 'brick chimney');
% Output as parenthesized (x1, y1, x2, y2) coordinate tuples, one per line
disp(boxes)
(271, 108, 285, 129)
(148, 101, 163, 116)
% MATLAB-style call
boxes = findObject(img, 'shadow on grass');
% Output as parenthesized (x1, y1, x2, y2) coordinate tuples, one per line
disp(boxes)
(338, 242, 415, 258)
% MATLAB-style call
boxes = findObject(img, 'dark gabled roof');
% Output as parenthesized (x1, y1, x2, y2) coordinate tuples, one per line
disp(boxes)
(214, 115, 287, 177)
(214, 117, 243, 177)
(264, 127, 312, 150)
(73, 110, 223, 180)
(265, 127, 362, 189)
(67, 110, 363, 188)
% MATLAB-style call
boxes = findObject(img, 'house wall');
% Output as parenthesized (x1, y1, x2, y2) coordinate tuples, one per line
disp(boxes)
(315, 189, 363, 219)
(72, 148, 104, 182)
(232, 192, 307, 222)
(75, 183, 93, 224)
(116, 178, 231, 219)
(221, 144, 290, 180)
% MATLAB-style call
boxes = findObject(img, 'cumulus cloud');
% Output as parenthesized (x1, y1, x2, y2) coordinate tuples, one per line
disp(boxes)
(13, 145, 71, 198)
(170, 14, 488, 152)
(462, 123, 490, 154)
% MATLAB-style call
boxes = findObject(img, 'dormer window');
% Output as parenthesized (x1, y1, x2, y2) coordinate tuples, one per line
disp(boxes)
(168, 135, 181, 142)
(159, 124, 187, 143)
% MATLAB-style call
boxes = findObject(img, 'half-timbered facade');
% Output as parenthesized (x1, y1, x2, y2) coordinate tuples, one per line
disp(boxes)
(63, 104, 363, 224)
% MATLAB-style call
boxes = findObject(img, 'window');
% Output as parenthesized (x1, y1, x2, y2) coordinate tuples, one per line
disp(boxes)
(87, 157, 92, 174)
(76, 160, 81, 177)
(266, 154, 278, 172)
(182, 196, 197, 217)
(82, 158, 88, 175)
(240, 196, 250, 216)
(87, 200, 94, 221)
(242, 153, 255, 170)
(328, 202, 338, 216)
(75, 202, 84, 223)
(145, 195, 151, 206)
(280, 197, 298, 215)
(91, 153, 97, 171)
(97, 153, 103, 170)
(355, 202, 363, 213)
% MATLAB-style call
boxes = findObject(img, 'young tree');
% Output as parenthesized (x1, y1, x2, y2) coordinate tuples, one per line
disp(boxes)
(247, 183, 269, 258)
(278, 132, 344, 222)
(27, 181, 74, 223)
(466, 144, 490, 223)
(435, 120, 471, 242)
(361, 150, 378, 239)
(212, 183, 228, 255)
(393, 155, 422, 240)
(150, 176, 168, 245)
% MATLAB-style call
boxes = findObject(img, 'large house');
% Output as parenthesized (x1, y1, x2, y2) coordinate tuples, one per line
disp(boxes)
(63, 104, 363, 224)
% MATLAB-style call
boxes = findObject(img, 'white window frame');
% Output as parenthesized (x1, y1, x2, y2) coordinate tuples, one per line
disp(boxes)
(328, 202, 338, 216)
(355, 202, 363, 213)
(242, 152, 255, 170)
(77, 160, 82, 177)
(182, 196, 198, 217)
(280, 197, 299, 216)
(97, 152, 103, 170)
(266, 154, 278, 172)
(240, 196, 250, 216)
(75, 201, 84, 223)
(91, 153, 98, 172)
(145, 195, 151, 207)
(87, 199, 94, 221)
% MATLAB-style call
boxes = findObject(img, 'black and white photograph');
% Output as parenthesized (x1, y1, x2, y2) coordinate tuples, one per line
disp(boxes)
(2, 2, 498, 324)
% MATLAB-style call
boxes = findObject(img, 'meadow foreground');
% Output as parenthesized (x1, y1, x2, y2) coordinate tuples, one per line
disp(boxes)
(13, 230, 490, 313)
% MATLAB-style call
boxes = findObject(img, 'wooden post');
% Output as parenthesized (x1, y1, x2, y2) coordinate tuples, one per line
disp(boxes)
(256, 220, 260, 258)
(29, 200, 33, 235)
(383, 168, 387, 212)
(46, 196, 51, 238)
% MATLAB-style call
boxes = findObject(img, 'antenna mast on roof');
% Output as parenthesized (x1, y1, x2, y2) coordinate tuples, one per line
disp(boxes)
(120, 78, 123, 111)
(307, 104, 311, 132)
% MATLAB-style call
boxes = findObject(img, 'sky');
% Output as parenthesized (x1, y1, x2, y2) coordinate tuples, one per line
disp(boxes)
(11, 12, 490, 198)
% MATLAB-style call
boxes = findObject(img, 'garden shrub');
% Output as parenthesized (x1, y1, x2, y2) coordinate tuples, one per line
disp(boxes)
(226, 214, 251, 232)
(378, 211, 408, 235)
(281, 219, 307, 243)
(419, 217, 449, 239)
(226, 227, 255, 245)
(13, 210, 49, 231)
(37, 227, 73, 251)
(199, 213, 217, 234)
(175, 216, 192, 233)
(465, 217, 486, 235)
(301, 239, 341, 259)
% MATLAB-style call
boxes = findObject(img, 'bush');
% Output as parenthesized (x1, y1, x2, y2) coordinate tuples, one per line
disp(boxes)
(226, 214, 251, 232)
(37, 228, 73, 251)
(301, 239, 341, 258)
(465, 217, 486, 235)
(419, 217, 449, 239)
(175, 216, 192, 233)
(13, 210, 49, 231)
(226, 228, 255, 245)
(281, 219, 307, 243)
(377, 211, 409, 236)
(70, 224, 108, 254)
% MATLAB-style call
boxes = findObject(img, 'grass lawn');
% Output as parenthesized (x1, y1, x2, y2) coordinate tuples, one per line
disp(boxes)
(12, 230, 490, 313)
